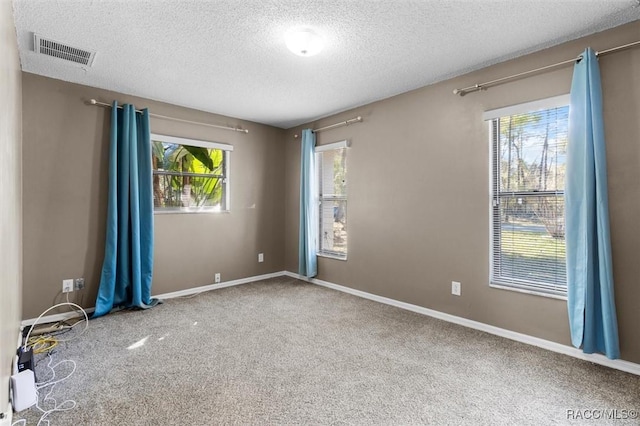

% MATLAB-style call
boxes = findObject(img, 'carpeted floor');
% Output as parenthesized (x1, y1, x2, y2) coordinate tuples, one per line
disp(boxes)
(15, 277, 640, 425)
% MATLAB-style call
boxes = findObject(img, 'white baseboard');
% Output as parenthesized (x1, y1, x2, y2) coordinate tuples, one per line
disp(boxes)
(22, 270, 639, 376)
(21, 307, 96, 327)
(22, 271, 286, 327)
(283, 271, 640, 376)
(0, 402, 11, 426)
(153, 271, 285, 300)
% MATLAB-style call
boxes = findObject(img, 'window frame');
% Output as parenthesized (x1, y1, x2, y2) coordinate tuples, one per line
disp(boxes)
(315, 140, 349, 260)
(485, 95, 570, 299)
(150, 133, 233, 214)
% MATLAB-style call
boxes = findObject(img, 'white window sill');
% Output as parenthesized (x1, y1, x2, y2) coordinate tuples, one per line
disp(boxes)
(154, 210, 230, 215)
(317, 252, 347, 261)
(490, 282, 567, 301)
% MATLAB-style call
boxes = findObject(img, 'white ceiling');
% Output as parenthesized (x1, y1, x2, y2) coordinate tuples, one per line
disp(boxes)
(12, 0, 640, 129)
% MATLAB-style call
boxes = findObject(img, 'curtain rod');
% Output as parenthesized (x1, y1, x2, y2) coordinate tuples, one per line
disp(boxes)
(294, 116, 362, 138)
(453, 39, 640, 96)
(87, 99, 249, 134)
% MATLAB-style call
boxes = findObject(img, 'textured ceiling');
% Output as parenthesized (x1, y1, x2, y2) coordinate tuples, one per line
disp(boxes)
(12, 0, 640, 129)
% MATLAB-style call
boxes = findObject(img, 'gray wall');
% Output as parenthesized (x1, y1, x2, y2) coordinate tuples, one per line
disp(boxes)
(19, 19, 640, 366)
(22, 74, 285, 319)
(0, 0, 22, 410)
(284, 21, 640, 364)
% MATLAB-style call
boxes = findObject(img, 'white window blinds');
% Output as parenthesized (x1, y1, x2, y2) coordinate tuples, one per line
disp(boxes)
(489, 101, 569, 296)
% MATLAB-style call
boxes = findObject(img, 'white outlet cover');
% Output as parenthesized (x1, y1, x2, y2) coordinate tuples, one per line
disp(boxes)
(62, 279, 74, 292)
(258, 253, 264, 262)
(452, 281, 461, 296)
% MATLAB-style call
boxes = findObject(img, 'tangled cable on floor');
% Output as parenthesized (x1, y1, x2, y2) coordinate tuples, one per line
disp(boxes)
(13, 302, 89, 426)
(11, 353, 78, 426)
(34, 354, 78, 426)
(22, 302, 89, 352)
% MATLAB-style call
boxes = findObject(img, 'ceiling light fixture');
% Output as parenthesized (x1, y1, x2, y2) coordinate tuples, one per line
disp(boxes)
(285, 29, 324, 57)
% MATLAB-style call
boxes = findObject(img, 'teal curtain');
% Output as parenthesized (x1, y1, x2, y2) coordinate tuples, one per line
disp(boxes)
(565, 48, 619, 359)
(299, 129, 317, 278)
(93, 102, 159, 318)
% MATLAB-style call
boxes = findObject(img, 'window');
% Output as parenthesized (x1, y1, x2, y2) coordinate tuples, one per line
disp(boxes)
(315, 141, 348, 258)
(486, 96, 569, 297)
(151, 134, 232, 213)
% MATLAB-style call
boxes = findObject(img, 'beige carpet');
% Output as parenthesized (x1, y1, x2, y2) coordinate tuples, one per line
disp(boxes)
(15, 277, 640, 425)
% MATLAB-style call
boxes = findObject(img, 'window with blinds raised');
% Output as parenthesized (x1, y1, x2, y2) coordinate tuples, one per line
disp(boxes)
(151, 134, 232, 213)
(315, 142, 347, 259)
(490, 100, 568, 297)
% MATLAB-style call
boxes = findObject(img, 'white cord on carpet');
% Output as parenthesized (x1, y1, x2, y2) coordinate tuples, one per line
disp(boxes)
(33, 354, 78, 426)
(10, 353, 79, 426)
(16, 302, 88, 425)
(23, 302, 89, 350)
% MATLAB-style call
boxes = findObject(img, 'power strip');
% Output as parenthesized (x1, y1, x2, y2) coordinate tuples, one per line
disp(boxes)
(24, 323, 70, 337)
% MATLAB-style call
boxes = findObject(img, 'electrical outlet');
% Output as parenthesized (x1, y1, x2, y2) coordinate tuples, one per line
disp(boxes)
(258, 253, 264, 263)
(74, 278, 85, 290)
(214, 273, 221, 284)
(62, 279, 74, 293)
(451, 281, 461, 296)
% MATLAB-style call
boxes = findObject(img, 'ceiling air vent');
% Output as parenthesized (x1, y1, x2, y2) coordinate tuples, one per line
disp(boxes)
(33, 34, 96, 66)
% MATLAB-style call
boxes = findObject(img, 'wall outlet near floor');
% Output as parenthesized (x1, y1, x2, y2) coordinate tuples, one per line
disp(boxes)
(62, 279, 74, 293)
(258, 253, 264, 263)
(451, 281, 461, 296)
(214, 273, 221, 284)
(74, 278, 85, 290)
